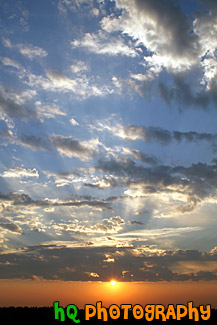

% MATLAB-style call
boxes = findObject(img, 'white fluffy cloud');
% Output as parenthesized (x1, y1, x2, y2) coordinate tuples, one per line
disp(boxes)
(100, 0, 217, 90)
(70, 118, 79, 126)
(1, 167, 39, 178)
(193, 8, 217, 90)
(101, 0, 199, 71)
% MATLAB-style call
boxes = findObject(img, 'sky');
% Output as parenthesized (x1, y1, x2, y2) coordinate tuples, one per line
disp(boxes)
(1, 0, 217, 307)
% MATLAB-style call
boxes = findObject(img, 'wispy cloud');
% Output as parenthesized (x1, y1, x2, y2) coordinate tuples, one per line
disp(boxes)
(17, 43, 48, 60)
(72, 31, 138, 57)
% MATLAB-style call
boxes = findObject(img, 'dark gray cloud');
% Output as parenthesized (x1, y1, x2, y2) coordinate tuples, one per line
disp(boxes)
(0, 192, 112, 211)
(0, 222, 22, 234)
(13, 132, 100, 158)
(19, 134, 52, 152)
(123, 148, 159, 165)
(173, 131, 217, 143)
(120, 124, 217, 147)
(173, 162, 217, 199)
(108, 0, 217, 109)
(0, 244, 217, 281)
(50, 134, 99, 160)
(96, 157, 217, 208)
(158, 74, 211, 109)
(52, 171, 81, 178)
(123, 125, 172, 144)
(0, 88, 36, 120)
(13, 124, 217, 157)
(97, 157, 176, 186)
(130, 220, 144, 225)
(134, 0, 199, 59)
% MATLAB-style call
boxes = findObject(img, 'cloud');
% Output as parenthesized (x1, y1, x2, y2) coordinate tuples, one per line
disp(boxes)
(2, 38, 13, 48)
(0, 244, 217, 281)
(0, 222, 22, 234)
(85, 272, 100, 278)
(169, 261, 217, 275)
(0, 192, 112, 211)
(26, 70, 114, 99)
(45, 70, 78, 91)
(114, 226, 201, 242)
(102, 0, 199, 70)
(106, 216, 125, 225)
(19, 134, 52, 152)
(98, 0, 217, 108)
(50, 134, 100, 160)
(96, 157, 177, 193)
(58, 0, 95, 15)
(93, 119, 217, 147)
(91, 120, 172, 143)
(52, 219, 123, 235)
(1, 167, 39, 179)
(70, 61, 89, 74)
(17, 44, 48, 60)
(122, 125, 172, 143)
(96, 157, 217, 213)
(193, 4, 217, 90)
(36, 103, 66, 120)
(130, 220, 144, 225)
(0, 119, 13, 139)
(123, 148, 159, 165)
(1, 57, 21, 69)
(0, 86, 36, 120)
(43, 170, 82, 187)
(71, 31, 138, 57)
(73, 222, 123, 234)
(70, 118, 79, 126)
(84, 175, 121, 190)
(158, 73, 210, 109)
(2, 38, 47, 60)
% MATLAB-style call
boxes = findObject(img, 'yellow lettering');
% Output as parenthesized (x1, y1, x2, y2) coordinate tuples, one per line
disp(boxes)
(188, 301, 199, 321)
(176, 304, 188, 320)
(85, 304, 96, 320)
(121, 304, 132, 319)
(133, 304, 144, 319)
(166, 304, 176, 320)
(109, 304, 120, 319)
(96, 301, 108, 321)
(155, 304, 166, 321)
(145, 305, 155, 321)
(200, 305, 211, 321)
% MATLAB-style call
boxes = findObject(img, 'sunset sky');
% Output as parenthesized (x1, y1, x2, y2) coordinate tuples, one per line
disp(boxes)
(1, 0, 217, 308)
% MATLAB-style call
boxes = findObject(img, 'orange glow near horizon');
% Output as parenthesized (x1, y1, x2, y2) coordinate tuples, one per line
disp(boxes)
(0, 279, 216, 308)
(2, 279, 124, 307)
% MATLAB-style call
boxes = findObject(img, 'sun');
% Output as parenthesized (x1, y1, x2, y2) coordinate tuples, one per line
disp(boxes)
(110, 280, 117, 286)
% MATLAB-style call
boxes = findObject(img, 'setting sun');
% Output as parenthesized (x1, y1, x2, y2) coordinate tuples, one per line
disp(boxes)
(110, 280, 117, 286)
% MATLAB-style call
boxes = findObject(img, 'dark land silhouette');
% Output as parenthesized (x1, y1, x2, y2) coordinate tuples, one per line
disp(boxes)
(0, 307, 217, 324)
